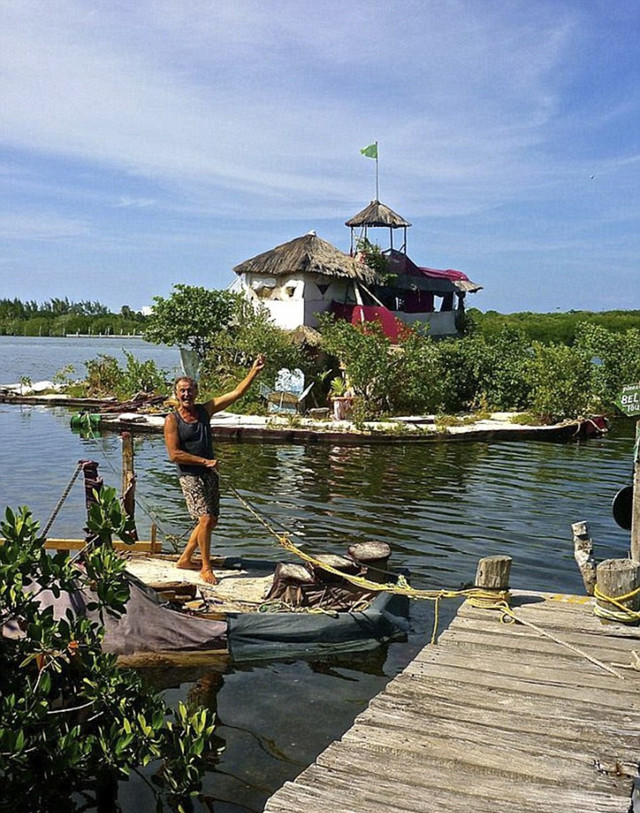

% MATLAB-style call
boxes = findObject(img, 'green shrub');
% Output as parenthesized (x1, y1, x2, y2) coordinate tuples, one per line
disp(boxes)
(84, 352, 168, 400)
(574, 323, 640, 407)
(0, 491, 217, 811)
(525, 342, 596, 423)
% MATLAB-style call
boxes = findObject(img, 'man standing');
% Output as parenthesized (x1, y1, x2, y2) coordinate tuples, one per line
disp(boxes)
(164, 355, 265, 584)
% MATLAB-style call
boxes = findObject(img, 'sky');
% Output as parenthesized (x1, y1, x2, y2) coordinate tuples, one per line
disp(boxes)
(1, 0, 639, 314)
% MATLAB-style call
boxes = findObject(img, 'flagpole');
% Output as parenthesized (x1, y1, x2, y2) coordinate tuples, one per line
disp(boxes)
(375, 141, 379, 201)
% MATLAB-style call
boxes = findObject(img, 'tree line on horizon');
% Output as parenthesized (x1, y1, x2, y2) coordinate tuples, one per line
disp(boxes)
(1, 295, 639, 344)
(0, 297, 145, 337)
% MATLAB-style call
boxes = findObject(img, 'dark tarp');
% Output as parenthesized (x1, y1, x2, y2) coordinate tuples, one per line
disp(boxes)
(227, 589, 410, 661)
(3, 575, 227, 656)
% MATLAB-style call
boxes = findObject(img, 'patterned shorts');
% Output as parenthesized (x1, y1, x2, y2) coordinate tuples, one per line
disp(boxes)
(179, 470, 220, 520)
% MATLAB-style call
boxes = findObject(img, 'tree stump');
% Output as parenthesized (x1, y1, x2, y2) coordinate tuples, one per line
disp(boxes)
(313, 554, 359, 583)
(348, 541, 391, 583)
(474, 556, 512, 591)
(273, 562, 315, 584)
(595, 559, 640, 619)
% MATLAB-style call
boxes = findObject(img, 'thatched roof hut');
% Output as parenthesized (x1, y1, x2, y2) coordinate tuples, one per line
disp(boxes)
(233, 232, 383, 286)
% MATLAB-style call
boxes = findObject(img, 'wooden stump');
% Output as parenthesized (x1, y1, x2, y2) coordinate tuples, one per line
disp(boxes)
(313, 554, 359, 583)
(348, 541, 391, 583)
(572, 520, 597, 595)
(474, 556, 512, 591)
(273, 562, 315, 584)
(595, 559, 640, 617)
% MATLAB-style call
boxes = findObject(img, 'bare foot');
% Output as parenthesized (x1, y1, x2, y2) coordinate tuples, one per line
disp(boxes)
(200, 569, 218, 585)
(176, 560, 201, 571)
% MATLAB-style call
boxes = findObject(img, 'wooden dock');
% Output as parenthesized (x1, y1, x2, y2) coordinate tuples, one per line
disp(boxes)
(264, 589, 640, 813)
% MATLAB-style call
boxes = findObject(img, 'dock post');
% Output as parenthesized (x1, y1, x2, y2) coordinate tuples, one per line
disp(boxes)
(347, 541, 391, 583)
(474, 555, 512, 592)
(631, 420, 640, 562)
(121, 431, 138, 541)
(572, 520, 597, 595)
(595, 558, 640, 619)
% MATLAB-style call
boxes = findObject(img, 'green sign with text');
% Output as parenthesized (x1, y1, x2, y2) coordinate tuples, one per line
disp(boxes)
(616, 382, 640, 416)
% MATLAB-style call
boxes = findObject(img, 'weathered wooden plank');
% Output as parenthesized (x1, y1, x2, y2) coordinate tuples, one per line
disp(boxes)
(457, 599, 640, 638)
(403, 659, 640, 710)
(332, 722, 631, 790)
(360, 696, 640, 758)
(442, 624, 640, 665)
(265, 766, 627, 813)
(385, 671, 640, 729)
(368, 690, 640, 743)
(445, 612, 640, 652)
(313, 741, 629, 806)
(412, 647, 640, 692)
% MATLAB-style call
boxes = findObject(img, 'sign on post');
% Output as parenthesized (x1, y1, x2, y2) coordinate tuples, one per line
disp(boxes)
(616, 382, 640, 417)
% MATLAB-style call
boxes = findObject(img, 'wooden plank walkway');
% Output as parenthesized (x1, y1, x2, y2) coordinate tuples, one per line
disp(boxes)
(264, 589, 640, 813)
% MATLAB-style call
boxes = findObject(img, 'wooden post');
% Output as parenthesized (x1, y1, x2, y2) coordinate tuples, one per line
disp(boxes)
(595, 558, 640, 617)
(572, 521, 597, 595)
(631, 421, 640, 562)
(121, 432, 138, 541)
(347, 541, 391, 583)
(475, 555, 512, 591)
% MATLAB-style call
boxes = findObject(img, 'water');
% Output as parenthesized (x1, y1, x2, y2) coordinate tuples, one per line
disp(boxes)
(0, 337, 637, 811)
(0, 334, 182, 386)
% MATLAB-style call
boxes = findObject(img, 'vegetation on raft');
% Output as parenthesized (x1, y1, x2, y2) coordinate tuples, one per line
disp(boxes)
(7, 288, 640, 425)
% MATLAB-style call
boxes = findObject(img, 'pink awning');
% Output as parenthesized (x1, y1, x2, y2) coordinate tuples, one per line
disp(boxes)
(418, 266, 470, 282)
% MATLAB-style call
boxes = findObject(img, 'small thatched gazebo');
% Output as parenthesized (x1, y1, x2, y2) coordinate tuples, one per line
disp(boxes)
(345, 200, 411, 254)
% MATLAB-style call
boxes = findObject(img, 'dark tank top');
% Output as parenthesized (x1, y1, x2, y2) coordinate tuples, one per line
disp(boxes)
(174, 405, 214, 475)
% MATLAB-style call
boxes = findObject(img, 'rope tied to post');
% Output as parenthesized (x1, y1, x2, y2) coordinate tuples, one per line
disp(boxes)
(593, 583, 640, 624)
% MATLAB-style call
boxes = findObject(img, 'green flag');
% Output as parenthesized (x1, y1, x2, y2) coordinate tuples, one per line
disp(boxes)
(360, 143, 378, 159)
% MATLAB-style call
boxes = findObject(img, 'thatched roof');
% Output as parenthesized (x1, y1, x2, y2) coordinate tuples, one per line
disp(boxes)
(233, 232, 383, 285)
(345, 200, 411, 228)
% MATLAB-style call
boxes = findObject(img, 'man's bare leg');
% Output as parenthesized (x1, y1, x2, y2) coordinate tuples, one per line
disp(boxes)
(176, 525, 200, 570)
(176, 514, 218, 584)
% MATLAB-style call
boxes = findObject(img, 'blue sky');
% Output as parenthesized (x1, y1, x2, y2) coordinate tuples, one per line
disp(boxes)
(1, 0, 639, 314)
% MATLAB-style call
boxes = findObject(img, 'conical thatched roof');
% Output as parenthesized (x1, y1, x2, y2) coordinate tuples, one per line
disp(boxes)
(233, 232, 383, 285)
(345, 200, 411, 228)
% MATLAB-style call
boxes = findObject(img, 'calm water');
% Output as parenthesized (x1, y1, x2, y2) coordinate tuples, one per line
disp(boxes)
(0, 336, 636, 811)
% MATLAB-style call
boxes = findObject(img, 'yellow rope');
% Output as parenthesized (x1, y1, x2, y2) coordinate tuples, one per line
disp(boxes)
(593, 584, 640, 624)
